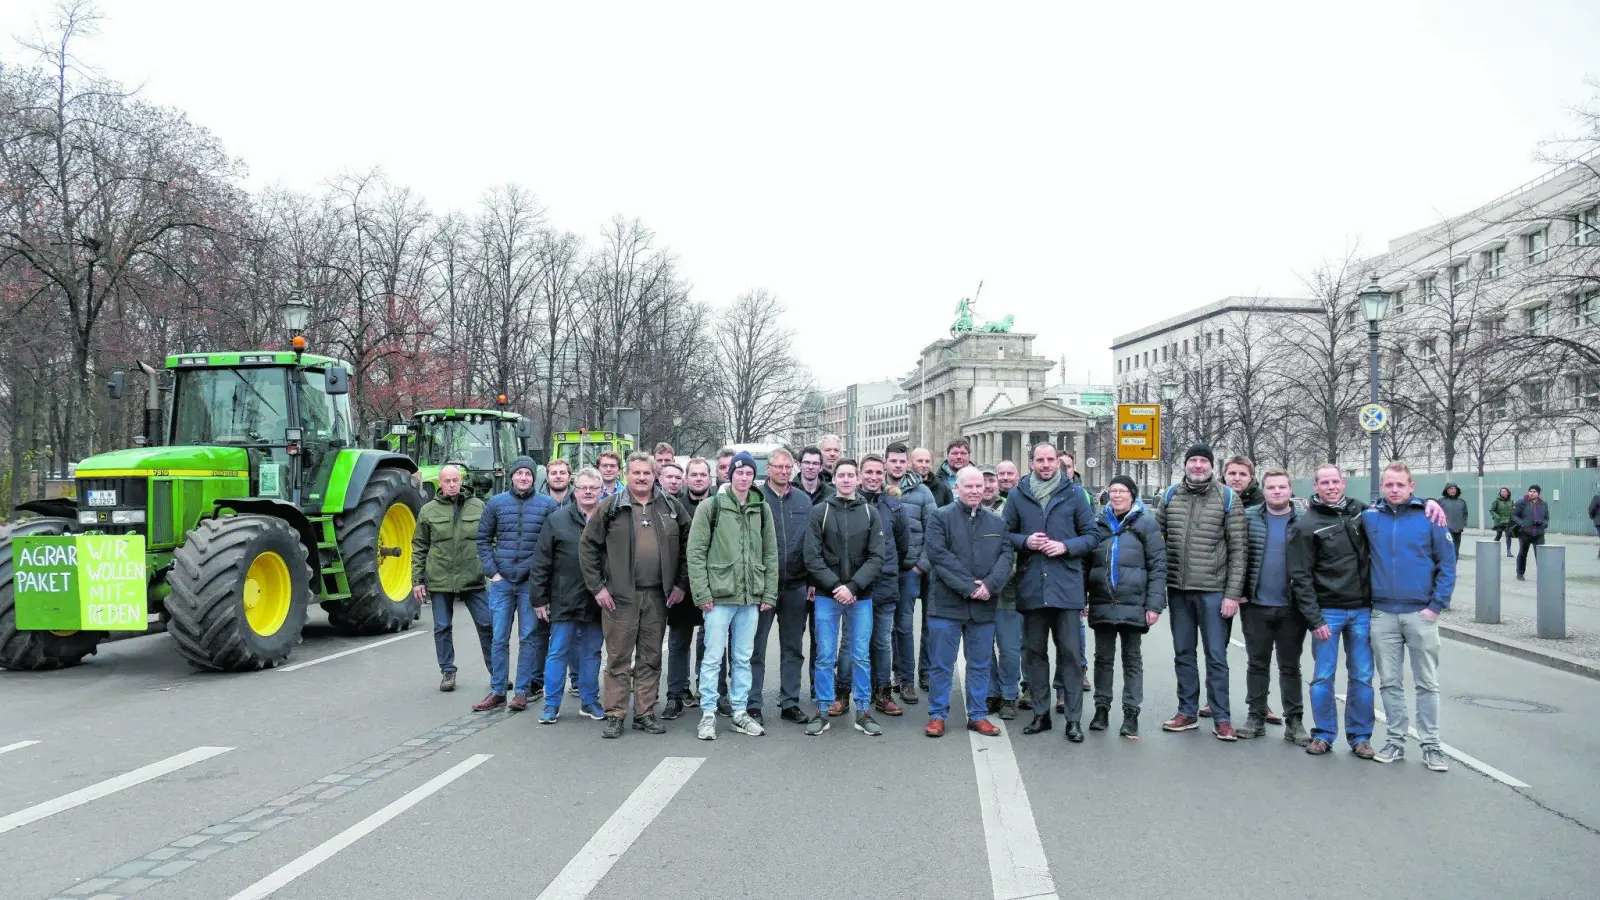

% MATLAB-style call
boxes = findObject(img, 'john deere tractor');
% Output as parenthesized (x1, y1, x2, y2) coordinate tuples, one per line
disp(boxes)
(397, 405, 535, 501)
(0, 349, 422, 672)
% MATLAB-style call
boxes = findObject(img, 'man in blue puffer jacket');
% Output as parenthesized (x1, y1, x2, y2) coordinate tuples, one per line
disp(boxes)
(474, 456, 560, 712)
(1363, 462, 1456, 772)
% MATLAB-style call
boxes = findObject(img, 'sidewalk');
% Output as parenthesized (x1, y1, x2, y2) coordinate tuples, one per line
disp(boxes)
(1442, 530, 1600, 680)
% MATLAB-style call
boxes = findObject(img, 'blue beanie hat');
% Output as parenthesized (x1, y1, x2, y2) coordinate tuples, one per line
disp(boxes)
(730, 452, 758, 477)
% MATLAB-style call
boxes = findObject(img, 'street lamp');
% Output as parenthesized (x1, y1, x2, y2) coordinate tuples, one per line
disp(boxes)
(1158, 381, 1178, 493)
(1359, 274, 1392, 503)
(280, 288, 311, 351)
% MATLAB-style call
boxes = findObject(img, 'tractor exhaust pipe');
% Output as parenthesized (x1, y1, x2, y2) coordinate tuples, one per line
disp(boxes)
(139, 360, 163, 447)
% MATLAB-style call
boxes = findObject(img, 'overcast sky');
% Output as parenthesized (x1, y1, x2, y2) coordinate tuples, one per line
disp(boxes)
(4, 0, 1597, 391)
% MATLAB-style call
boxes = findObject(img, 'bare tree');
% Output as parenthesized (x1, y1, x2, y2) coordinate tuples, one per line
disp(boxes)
(1279, 249, 1370, 465)
(712, 289, 812, 443)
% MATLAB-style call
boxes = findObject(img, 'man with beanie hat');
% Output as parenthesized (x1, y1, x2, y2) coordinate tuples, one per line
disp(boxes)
(474, 456, 560, 712)
(1155, 442, 1248, 741)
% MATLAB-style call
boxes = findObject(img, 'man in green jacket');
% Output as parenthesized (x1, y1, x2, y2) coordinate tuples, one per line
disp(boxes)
(412, 465, 493, 693)
(686, 452, 778, 740)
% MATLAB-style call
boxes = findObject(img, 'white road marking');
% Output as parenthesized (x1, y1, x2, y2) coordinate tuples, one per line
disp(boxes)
(0, 740, 40, 756)
(226, 753, 492, 900)
(958, 658, 1061, 900)
(0, 746, 232, 834)
(275, 630, 424, 672)
(535, 756, 704, 900)
(1334, 693, 1528, 788)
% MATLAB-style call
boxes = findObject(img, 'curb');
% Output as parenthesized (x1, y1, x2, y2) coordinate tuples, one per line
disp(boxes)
(1439, 621, 1600, 683)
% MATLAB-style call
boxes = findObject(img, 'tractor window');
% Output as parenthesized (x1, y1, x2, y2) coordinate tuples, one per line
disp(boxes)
(172, 367, 291, 445)
(497, 421, 520, 468)
(554, 441, 607, 470)
(417, 421, 495, 470)
(295, 369, 350, 445)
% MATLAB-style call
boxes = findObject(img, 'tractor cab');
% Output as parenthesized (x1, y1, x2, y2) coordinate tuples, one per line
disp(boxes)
(403, 407, 533, 500)
(550, 430, 635, 471)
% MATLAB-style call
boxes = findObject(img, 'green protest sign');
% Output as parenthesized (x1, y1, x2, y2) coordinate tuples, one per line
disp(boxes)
(13, 534, 147, 631)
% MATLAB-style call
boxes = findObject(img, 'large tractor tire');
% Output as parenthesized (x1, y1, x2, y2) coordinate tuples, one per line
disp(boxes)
(325, 467, 422, 634)
(0, 517, 104, 670)
(166, 515, 313, 672)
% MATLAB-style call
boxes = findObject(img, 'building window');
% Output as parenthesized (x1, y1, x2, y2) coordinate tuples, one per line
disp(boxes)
(1581, 291, 1600, 327)
(1160, 346, 1167, 362)
(1392, 288, 1405, 315)
(1568, 374, 1600, 409)
(1204, 333, 1212, 349)
(1525, 380, 1549, 413)
(1417, 338, 1437, 362)
(1449, 330, 1466, 353)
(1449, 263, 1467, 292)
(1526, 228, 1547, 263)
(1525, 302, 1549, 335)
(1182, 338, 1189, 355)
(1482, 247, 1505, 278)
(1418, 276, 1435, 304)
(1577, 207, 1598, 245)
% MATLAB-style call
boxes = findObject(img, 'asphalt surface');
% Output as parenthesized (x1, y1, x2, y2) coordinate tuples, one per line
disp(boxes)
(3, 601, 1598, 900)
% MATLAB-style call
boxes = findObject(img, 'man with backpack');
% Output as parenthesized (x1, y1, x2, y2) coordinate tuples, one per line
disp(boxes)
(685, 452, 778, 740)
(803, 459, 887, 737)
(1156, 443, 1248, 741)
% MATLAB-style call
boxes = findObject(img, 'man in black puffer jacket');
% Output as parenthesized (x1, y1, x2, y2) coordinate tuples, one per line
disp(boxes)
(803, 459, 886, 736)
(529, 468, 606, 723)
(1239, 470, 1306, 744)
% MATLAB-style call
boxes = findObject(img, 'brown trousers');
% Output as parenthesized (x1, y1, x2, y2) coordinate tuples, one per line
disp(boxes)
(601, 587, 667, 717)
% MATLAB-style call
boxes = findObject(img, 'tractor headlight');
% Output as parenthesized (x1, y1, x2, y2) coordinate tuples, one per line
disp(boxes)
(78, 511, 99, 524)
(111, 510, 146, 525)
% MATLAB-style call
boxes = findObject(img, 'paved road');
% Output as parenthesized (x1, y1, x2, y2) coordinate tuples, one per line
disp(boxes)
(3, 602, 1598, 900)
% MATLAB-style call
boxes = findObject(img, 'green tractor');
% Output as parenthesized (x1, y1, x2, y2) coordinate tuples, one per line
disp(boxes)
(393, 403, 537, 501)
(0, 349, 423, 672)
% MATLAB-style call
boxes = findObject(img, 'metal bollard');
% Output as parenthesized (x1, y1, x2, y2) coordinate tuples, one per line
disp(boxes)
(1475, 541, 1500, 624)
(1535, 544, 1566, 639)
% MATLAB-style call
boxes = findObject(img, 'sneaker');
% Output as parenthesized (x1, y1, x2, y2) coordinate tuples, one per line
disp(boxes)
(1352, 741, 1376, 760)
(1088, 707, 1110, 731)
(854, 712, 884, 736)
(1199, 704, 1213, 718)
(716, 696, 734, 718)
(1374, 743, 1406, 764)
(631, 714, 666, 734)
(1213, 722, 1237, 741)
(439, 671, 457, 692)
(805, 715, 830, 736)
(1237, 715, 1266, 739)
(731, 711, 765, 737)
(897, 682, 920, 705)
(924, 717, 946, 738)
(602, 716, 625, 739)
(1423, 747, 1449, 772)
(661, 694, 685, 720)
(1306, 738, 1332, 755)
(697, 713, 717, 741)
(538, 707, 558, 725)
(527, 683, 545, 703)
(472, 693, 506, 712)
(508, 692, 529, 712)
(998, 702, 1018, 721)
(745, 708, 765, 727)
(1082, 675, 1092, 692)
(780, 707, 810, 724)
(1162, 713, 1199, 732)
(968, 718, 1001, 737)
(581, 703, 606, 721)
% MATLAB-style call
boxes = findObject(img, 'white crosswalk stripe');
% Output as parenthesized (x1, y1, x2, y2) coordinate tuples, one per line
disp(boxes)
(0, 746, 233, 834)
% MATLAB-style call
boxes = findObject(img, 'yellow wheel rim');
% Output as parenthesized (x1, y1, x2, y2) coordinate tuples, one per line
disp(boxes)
(378, 503, 416, 602)
(244, 551, 292, 637)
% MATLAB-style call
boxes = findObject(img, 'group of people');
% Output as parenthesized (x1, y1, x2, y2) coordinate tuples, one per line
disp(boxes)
(411, 433, 1458, 770)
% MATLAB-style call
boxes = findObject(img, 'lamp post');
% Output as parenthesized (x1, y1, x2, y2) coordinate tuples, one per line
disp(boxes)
(1359, 275, 1392, 504)
(1159, 380, 1179, 495)
(280, 287, 311, 351)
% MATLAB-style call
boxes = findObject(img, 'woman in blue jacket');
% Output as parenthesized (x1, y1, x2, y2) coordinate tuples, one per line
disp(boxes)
(1086, 475, 1166, 739)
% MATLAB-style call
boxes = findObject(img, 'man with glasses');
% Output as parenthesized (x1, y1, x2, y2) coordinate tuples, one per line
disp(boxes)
(798, 445, 833, 504)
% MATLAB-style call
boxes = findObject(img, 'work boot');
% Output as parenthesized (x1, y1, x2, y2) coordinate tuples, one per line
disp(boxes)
(828, 698, 848, 717)
(897, 681, 920, 705)
(998, 701, 1018, 721)
(1161, 713, 1198, 732)
(632, 714, 666, 734)
(1119, 706, 1139, 739)
(1306, 738, 1332, 755)
(1089, 706, 1110, 731)
(601, 716, 625, 739)
(508, 692, 529, 712)
(439, 671, 456, 692)
(924, 718, 946, 738)
(472, 693, 506, 712)
(1237, 714, 1266, 739)
(662, 694, 685, 720)
(873, 687, 904, 717)
(1352, 741, 1376, 760)
(1283, 716, 1311, 747)
(1264, 707, 1283, 725)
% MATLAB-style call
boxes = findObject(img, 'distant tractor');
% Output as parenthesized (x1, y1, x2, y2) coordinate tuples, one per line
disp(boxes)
(396, 401, 535, 502)
(549, 429, 635, 472)
(0, 306, 424, 673)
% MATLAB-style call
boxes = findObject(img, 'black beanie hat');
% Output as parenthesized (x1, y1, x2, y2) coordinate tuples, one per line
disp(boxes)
(1185, 443, 1214, 466)
(1109, 474, 1138, 496)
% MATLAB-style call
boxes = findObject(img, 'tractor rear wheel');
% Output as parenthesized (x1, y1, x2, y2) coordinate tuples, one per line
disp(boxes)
(166, 515, 313, 671)
(325, 467, 422, 634)
(0, 517, 105, 670)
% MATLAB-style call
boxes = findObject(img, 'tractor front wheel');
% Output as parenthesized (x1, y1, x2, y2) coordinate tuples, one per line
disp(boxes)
(0, 517, 105, 670)
(166, 515, 313, 672)
(325, 468, 422, 634)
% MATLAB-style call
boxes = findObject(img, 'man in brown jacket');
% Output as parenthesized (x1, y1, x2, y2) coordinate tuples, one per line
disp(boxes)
(580, 452, 691, 738)
(1155, 443, 1248, 740)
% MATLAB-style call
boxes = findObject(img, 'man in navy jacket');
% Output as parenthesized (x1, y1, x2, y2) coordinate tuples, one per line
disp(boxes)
(474, 456, 560, 712)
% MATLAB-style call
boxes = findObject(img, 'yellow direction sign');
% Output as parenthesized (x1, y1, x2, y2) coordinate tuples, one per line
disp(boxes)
(1116, 403, 1162, 461)
(1358, 403, 1388, 433)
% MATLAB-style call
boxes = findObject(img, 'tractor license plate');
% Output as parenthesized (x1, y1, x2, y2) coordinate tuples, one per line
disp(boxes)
(87, 490, 118, 507)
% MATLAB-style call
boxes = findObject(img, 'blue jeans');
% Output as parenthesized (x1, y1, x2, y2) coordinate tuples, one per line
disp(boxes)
(543, 620, 602, 712)
(839, 596, 897, 690)
(987, 609, 1023, 701)
(1310, 606, 1374, 746)
(894, 571, 919, 686)
(431, 590, 493, 679)
(702, 604, 759, 713)
(814, 595, 873, 710)
(928, 616, 995, 723)
(488, 578, 548, 695)
(1169, 589, 1232, 722)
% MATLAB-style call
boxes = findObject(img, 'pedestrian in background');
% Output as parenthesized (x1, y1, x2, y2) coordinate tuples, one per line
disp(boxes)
(1438, 483, 1468, 557)
(1086, 474, 1164, 739)
(686, 451, 777, 740)
(581, 452, 690, 738)
(923, 466, 1014, 738)
(412, 464, 493, 694)
(762, 447, 817, 725)
(1511, 485, 1550, 581)
(530, 468, 607, 724)
(1239, 470, 1305, 744)
(1588, 489, 1600, 559)
(1490, 487, 1516, 558)
(803, 458, 886, 737)
(474, 456, 559, 712)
